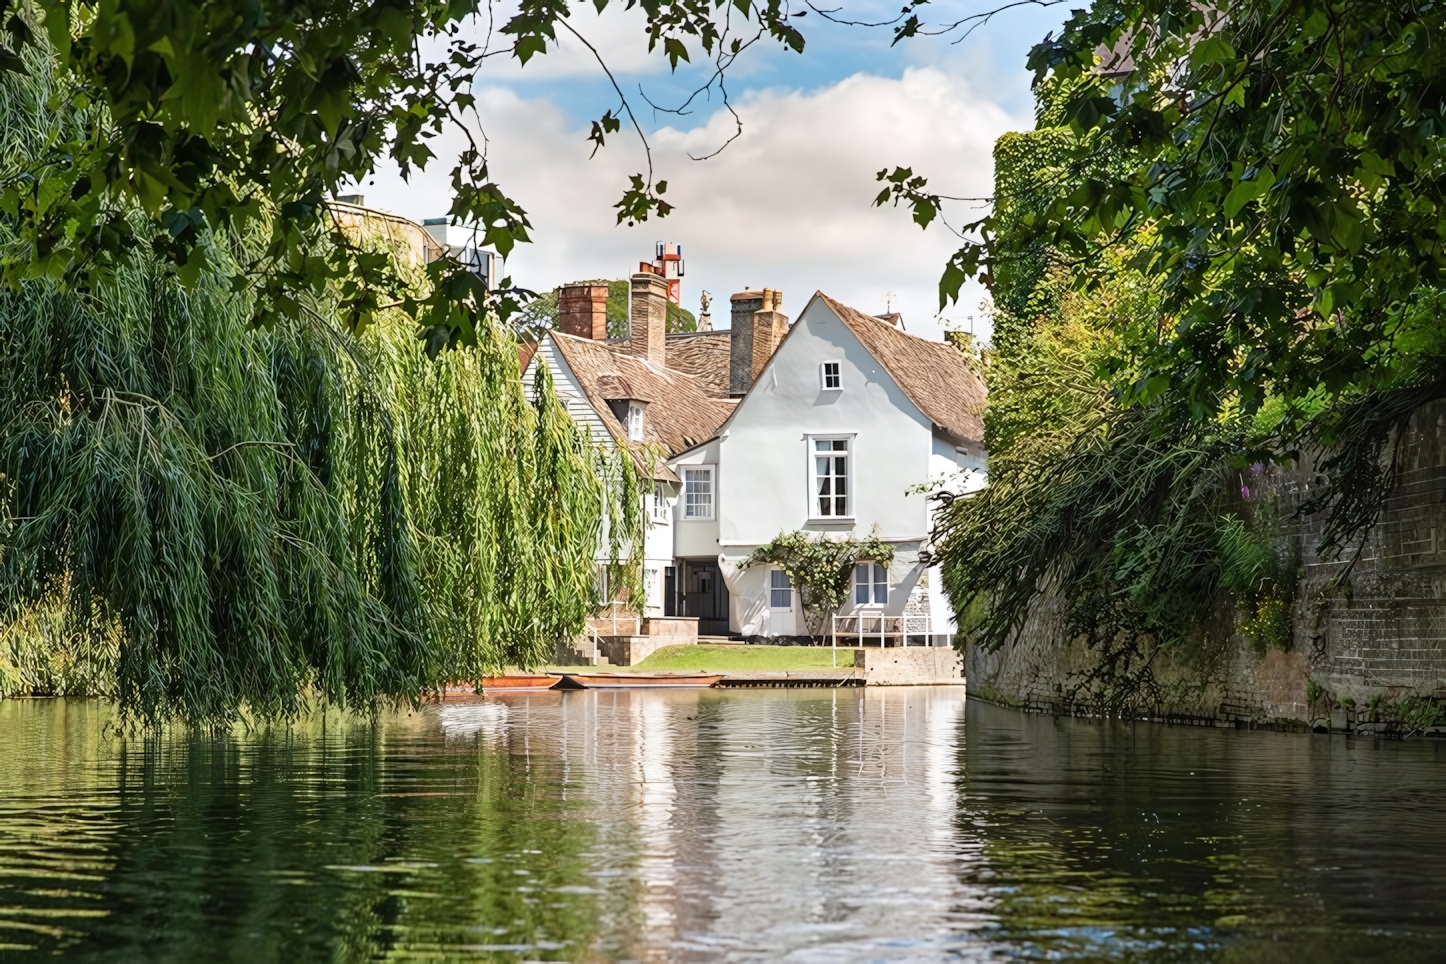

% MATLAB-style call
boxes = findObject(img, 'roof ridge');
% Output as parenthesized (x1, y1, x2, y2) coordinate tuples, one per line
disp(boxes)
(817, 292, 938, 344)
(814, 292, 986, 445)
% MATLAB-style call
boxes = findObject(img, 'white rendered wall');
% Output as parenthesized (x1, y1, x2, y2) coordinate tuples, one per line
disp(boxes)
(715, 299, 935, 548)
(692, 298, 972, 636)
(670, 439, 721, 560)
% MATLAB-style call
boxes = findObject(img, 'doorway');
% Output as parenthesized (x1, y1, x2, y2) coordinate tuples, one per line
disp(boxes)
(668, 559, 730, 635)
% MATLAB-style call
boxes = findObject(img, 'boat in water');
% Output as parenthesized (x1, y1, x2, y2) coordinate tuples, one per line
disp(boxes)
(555, 672, 724, 689)
(479, 674, 561, 691)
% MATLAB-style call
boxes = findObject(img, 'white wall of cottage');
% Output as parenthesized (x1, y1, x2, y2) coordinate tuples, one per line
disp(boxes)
(674, 297, 981, 638)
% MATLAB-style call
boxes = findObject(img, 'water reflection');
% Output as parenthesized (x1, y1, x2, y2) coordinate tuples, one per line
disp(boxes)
(1, 691, 1445, 960)
(960, 699, 1446, 961)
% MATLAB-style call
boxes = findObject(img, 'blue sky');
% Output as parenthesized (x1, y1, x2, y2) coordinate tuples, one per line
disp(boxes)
(503, 1, 1067, 125)
(364, 0, 1074, 341)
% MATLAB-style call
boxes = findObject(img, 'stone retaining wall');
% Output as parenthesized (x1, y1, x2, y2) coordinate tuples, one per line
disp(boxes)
(856, 647, 964, 685)
(968, 400, 1446, 735)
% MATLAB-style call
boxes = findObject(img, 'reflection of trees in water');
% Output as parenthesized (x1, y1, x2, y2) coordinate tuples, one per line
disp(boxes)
(957, 699, 1446, 959)
(0, 700, 611, 959)
(0, 689, 993, 960)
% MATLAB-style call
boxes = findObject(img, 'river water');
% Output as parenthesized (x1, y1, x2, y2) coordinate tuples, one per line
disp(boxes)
(1, 688, 1445, 961)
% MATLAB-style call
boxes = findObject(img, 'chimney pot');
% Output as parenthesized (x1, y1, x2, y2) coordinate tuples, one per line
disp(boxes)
(557, 283, 610, 340)
(729, 288, 786, 396)
(628, 272, 668, 365)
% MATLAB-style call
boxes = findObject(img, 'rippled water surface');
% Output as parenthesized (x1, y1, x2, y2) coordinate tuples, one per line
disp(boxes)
(2, 689, 1446, 961)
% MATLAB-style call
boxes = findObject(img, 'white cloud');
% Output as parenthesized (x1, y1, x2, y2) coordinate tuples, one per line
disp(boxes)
(360, 66, 1019, 341)
(438, 1, 684, 82)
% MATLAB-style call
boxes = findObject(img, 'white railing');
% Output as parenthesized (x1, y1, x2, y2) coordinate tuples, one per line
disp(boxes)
(829, 613, 941, 666)
(832, 613, 934, 645)
(588, 601, 638, 638)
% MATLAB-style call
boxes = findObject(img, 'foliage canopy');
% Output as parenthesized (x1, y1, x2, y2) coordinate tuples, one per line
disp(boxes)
(0, 0, 804, 347)
(0, 55, 626, 724)
(884, 0, 1446, 431)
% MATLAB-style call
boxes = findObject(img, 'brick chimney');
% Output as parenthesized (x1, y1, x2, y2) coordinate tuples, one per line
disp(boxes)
(729, 288, 788, 396)
(628, 272, 668, 365)
(557, 283, 609, 340)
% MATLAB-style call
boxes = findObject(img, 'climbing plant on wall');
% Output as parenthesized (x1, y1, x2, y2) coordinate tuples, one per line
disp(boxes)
(743, 531, 894, 641)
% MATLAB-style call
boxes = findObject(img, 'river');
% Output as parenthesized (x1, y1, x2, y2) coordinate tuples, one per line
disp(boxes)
(1, 688, 1444, 961)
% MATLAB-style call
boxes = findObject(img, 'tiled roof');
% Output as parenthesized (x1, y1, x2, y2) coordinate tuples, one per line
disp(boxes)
(517, 341, 539, 374)
(816, 293, 986, 445)
(664, 330, 732, 398)
(551, 332, 736, 479)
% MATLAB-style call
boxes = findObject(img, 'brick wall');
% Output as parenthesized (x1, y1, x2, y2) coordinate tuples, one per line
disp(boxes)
(966, 400, 1446, 735)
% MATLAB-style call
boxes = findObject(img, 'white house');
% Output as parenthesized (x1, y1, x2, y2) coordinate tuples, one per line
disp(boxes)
(666, 293, 987, 644)
(520, 273, 746, 623)
(524, 267, 987, 647)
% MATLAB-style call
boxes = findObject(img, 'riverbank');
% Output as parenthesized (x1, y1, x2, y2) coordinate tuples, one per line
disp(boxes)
(546, 643, 854, 675)
(611, 644, 853, 672)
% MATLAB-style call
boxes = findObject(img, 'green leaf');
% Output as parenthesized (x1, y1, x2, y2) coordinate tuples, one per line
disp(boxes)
(42, 0, 69, 64)
(663, 37, 689, 68)
(375, 6, 412, 46)
(1223, 179, 1259, 219)
(1190, 34, 1235, 68)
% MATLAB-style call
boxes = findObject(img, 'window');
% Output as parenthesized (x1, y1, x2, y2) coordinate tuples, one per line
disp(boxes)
(627, 403, 644, 441)
(770, 570, 792, 609)
(683, 467, 713, 519)
(651, 481, 668, 521)
(812, 438, 850, 517)
(821, 361, 842, 390)
(854, 563, 888, 606)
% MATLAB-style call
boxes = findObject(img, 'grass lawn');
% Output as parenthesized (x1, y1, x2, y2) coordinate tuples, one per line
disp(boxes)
(611, 644, 853, 673)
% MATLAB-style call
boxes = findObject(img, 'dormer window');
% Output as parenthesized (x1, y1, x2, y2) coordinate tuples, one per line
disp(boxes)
(627, 402, 644, 441)
(821, 361, 841, 390)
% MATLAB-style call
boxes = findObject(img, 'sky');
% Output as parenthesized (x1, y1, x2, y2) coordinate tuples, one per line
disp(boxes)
(358, 0, 1074, 342)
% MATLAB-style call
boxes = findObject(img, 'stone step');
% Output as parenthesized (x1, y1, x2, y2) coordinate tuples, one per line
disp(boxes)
(698, 635, 745, 646)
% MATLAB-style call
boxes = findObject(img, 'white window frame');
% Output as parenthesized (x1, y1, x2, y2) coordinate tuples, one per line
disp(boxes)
(820, 360, 842, 390)
(627, 402, 644, 441)
(683, 466, 715, 520)
(769, 569, 793, 609)
(854, 562, 888, 607)
(808, 435, 853, 520)
(650, 481, 669, 522)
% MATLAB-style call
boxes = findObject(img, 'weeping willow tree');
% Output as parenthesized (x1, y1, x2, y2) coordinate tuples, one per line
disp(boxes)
(0, 47, 619, 724)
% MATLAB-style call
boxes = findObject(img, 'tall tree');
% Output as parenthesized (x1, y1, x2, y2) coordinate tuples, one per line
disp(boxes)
(0, 0, 804, 347)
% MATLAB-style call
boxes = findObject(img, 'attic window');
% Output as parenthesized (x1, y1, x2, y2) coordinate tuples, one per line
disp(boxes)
(821, 361, 842, 390)
(627, 402, 644, 441)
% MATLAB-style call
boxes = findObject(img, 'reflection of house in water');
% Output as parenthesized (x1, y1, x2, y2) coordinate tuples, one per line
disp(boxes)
(434, 688, 989, 958)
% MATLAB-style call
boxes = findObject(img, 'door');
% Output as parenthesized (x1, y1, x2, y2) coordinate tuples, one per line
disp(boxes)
(681, 560, 730, 635)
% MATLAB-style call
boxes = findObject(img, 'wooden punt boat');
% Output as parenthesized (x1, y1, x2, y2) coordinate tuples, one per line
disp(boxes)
(556, 672, 724, 689)
(477, 674, 560, 691)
